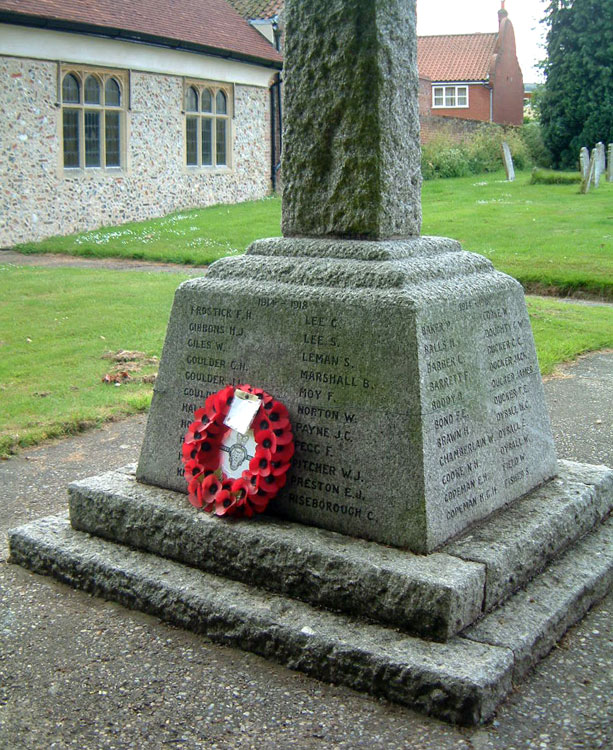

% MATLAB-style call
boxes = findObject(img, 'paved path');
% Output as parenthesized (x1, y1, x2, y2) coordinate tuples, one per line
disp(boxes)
(1, 352, 612, 749)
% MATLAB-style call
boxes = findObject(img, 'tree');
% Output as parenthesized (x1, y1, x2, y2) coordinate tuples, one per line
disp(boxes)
(539, 0, 613, 169)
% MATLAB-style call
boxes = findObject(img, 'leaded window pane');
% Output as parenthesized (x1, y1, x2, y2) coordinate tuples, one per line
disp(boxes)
(202, 118, 213, 165)
(84, 76, 101, 105)
(63, 109, 80, 167)
(215, 90, 227, 115)
(105, 78, 121, 107)
(216, 119, 227, 166)
(62, 74, 80, 104)
(186, 117, 198, 165)
(186, 86, 198, 112)
(85, 110, 101, 167)
(105, 111, 120, 166)
(201, 89, 212, 113)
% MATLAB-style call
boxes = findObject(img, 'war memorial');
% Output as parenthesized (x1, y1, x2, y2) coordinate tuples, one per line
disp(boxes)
(8, 0, 613, 725)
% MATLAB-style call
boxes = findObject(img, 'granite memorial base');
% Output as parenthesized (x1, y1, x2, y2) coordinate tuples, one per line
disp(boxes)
(137, 236, 557, 554)
(9, 460, 613, 725)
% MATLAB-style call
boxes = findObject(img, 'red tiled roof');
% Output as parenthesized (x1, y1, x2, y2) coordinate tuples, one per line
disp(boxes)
(417, 33, 498, 82)
(0, 0, 283, 66)
(226, 0, 283, 20)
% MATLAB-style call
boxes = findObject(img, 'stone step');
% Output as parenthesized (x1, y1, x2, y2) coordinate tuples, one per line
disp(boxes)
(8, 514, 612, 725)
(66, 460, 613, 640)
(446, 460, 613, 610)
(67, 465, 485, 642)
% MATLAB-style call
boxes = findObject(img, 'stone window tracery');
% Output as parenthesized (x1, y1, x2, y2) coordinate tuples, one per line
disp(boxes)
(60, 68, 127, 169)
(184, 81, 232, 168)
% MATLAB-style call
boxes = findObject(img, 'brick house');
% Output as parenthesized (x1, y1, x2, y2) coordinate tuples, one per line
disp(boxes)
(417, 4, 523, 127)
(0, 0, 282, 246)
(234, 1, 524, 131)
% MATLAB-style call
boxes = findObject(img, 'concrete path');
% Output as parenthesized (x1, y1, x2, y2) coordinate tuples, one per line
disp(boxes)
(1, 351, 612, 749)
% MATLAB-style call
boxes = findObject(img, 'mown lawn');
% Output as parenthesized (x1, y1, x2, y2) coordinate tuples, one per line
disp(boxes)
(0, 266, 194, 456)
(1, 264, 612, 456)
(14, 171, 613, 299)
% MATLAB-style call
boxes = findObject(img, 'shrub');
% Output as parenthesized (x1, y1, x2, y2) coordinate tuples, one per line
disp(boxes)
(421, 138, 471, 179)
(530, 168, 581, 185)
(521, 122, 553, 168)
(420, 123, 531, 179)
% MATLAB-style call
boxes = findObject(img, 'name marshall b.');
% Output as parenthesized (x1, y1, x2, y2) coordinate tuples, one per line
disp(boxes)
(300, 370, 369, 388)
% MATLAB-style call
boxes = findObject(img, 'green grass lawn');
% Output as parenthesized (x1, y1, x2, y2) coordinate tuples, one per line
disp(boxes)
(13, 171, 613, 299)
(1, 264, 612, 456)
(0, 266, 194, 456)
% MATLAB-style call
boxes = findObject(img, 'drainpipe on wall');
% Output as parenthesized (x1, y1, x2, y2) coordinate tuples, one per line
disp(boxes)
(489, 85, 493, 123)
(270, 16, 283, 192)
(270, 73, 282, 192)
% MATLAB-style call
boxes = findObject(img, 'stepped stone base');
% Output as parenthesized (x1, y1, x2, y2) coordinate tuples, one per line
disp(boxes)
(8, 460, 613, 724)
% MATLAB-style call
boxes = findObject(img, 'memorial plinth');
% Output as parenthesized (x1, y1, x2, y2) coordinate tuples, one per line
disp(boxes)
(137, 236, 556, 552)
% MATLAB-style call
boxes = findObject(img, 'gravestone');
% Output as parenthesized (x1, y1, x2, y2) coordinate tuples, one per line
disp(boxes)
(501, 141, 515, 181)
(581, 148, 596, 193)
(579, 146, 590, 180)
(137, 0, 557, 553)
(594, 141, 606, 187)
(608, 144, 613, 182)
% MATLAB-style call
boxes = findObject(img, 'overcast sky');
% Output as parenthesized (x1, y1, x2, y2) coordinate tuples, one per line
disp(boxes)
(416, 0, 549, 83)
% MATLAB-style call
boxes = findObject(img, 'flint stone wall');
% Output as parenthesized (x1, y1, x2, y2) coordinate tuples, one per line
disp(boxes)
(0, 57, 271, 247)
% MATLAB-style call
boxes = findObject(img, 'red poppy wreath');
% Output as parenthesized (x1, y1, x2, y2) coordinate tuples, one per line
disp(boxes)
(182, 384, 294, 518)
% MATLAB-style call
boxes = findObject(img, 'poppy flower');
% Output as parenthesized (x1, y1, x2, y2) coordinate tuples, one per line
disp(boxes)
(184, 420, 207, 445)
(253, 428, 278, 453)
(214, 489, 239, 516)
(195, 437, 223, 470)
(272, 441, 295, 463)
(242, 469, 259, 493)
(199, 473, 224, 506)
(256, 471, 287, 494)
(183, 458, 204, 482)
(182, 441, 200, 462)
(246, 489, 270, 514)
(187, 476, 203, 508)
(270, 459, 291, 477)
(266, 402, 290, 429)
(213, 385, 235, 414)
(272, 426, 293, 445)
(230, 478, 253, 510)
(193, 409, 224, 435)
(249, 448, 273, 477)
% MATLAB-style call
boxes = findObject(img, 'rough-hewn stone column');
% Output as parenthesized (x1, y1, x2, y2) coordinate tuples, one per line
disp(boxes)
(281, 0, 422, 240)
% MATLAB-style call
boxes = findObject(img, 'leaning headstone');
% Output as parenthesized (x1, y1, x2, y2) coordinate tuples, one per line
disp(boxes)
(136, 0, 557, 553)
(501, 141, 515, 181)
(579, 146, 590, 180)
(581, 148, 596, 193)
(608, 144, 613, 182)
(594, 142, 606, 187)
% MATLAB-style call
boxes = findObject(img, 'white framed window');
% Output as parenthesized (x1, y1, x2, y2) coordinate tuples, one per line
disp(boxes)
(184, 81, 233, 168)
(432, 85, 469, 109)
(60, 67, 127, 169)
